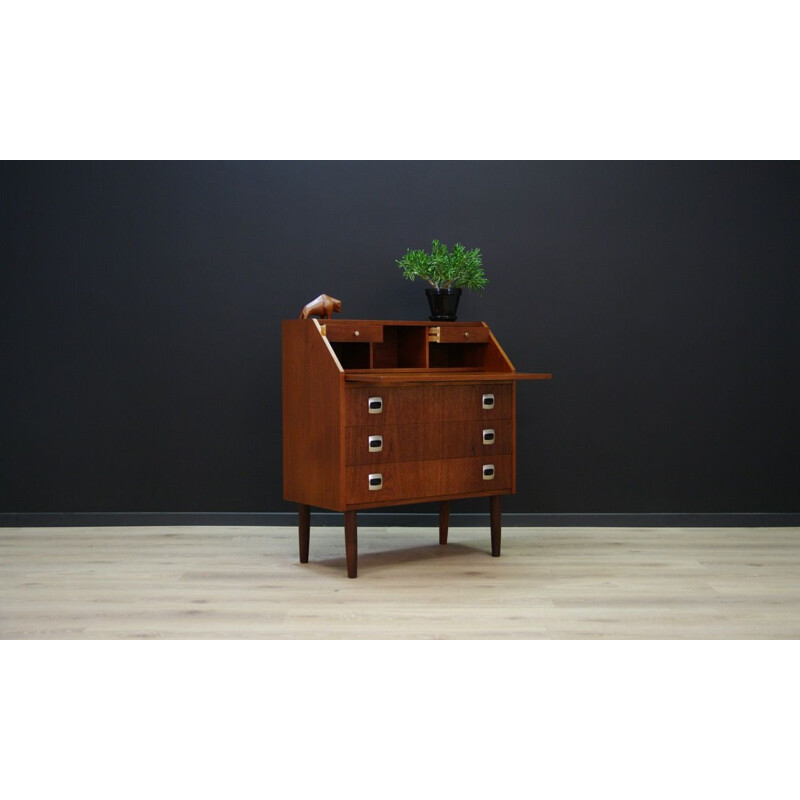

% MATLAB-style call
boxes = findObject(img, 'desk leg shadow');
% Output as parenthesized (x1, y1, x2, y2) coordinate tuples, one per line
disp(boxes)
(297, 497, 502, 578)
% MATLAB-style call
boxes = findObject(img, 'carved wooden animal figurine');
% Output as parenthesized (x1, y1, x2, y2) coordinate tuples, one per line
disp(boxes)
(299, 294, 342, 319)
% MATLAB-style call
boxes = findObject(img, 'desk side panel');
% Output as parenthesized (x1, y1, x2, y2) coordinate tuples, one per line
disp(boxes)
(282, 320, 344, 511)
(481, 322, 516, 372)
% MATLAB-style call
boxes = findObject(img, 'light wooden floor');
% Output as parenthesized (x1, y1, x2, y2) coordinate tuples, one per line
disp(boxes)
(1, 525, 799, 639)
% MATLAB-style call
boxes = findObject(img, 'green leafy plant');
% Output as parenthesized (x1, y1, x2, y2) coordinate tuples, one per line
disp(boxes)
(396, 239, 488, 292)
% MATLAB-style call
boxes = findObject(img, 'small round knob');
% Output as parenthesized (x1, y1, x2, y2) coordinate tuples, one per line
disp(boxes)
(354, 330, 360, 337)
(464, 331, 470, 338)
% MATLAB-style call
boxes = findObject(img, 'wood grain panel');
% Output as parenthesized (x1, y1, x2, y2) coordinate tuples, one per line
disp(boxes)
(282, 320, 345, 510)
(345, 384, 513, 426)
(345, 420, 513, 465)
(345, 455, 513, 505)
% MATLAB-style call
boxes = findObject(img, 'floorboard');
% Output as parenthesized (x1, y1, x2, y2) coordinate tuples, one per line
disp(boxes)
(1, 525, 799, 639)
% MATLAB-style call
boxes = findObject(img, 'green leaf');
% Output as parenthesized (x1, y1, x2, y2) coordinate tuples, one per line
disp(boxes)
(395, 239, 488, 293)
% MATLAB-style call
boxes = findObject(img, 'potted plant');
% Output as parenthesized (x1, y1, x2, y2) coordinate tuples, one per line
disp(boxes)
(396, 239, 488, 321)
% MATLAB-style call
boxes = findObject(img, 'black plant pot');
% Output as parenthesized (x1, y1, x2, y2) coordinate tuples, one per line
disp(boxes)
(426, 287, 462, 321)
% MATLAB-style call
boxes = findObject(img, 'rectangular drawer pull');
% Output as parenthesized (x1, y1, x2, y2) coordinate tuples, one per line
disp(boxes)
(368, 473, 383, 490)
(368, 396, 383, 414)
(482, 428, 495, 445)
(482, 393, 495, 409)
(368, 435, 383, 452)
(482, 464, 495, 480)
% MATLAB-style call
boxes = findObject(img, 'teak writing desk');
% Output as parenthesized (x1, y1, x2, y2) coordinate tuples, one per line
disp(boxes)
(282, 319, 551, 578)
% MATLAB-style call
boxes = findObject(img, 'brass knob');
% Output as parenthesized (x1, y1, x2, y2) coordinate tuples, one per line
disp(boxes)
(464, 331, 470, 338)
(354, 330, 360, 337)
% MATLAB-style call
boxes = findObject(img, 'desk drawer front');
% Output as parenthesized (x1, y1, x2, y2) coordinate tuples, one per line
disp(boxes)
(346, 420, 513, 465)
(345, 384, 512, 426)
(323, 322, 384, 342)
(346, 455, 513, 504)
(429, 325, 490, 344)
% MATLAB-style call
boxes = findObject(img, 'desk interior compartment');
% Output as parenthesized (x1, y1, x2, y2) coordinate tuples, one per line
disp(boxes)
(372, 325, 429, 369)
(429, 342, 488, 369)
(330, 341, 371, 369)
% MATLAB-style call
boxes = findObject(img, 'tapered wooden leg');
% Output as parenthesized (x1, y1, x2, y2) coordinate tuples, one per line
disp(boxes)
(344, 510, 358, 578)
(490, 495, 502, 557)
(299, 504, 310, 563)
(439, 501, 450, 545)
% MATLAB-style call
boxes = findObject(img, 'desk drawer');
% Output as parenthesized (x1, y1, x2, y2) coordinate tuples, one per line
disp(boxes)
(345, 420, 512, 465)
(346, 455, 512, 505)
(429, 325, 490, 344)
(324, 322, 384, 342)
(345, 384, 512, 426)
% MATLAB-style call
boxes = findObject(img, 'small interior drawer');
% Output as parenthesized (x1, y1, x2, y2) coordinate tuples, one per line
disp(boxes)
(323, 322, 383, 342)
(429, 325, 490, 344)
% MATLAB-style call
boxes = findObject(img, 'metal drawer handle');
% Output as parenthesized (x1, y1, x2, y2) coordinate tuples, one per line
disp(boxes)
(482, 428, 495, 445)
(368, 435, 383, 453)
(482, 464, 495, 480)
(368, 396, 383, 414)
(368, 473, 383, 490)
(482, 393, 495, 409)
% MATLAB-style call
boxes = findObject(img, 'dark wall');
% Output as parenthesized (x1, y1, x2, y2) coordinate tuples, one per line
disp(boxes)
(2, 161, 799, 517)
